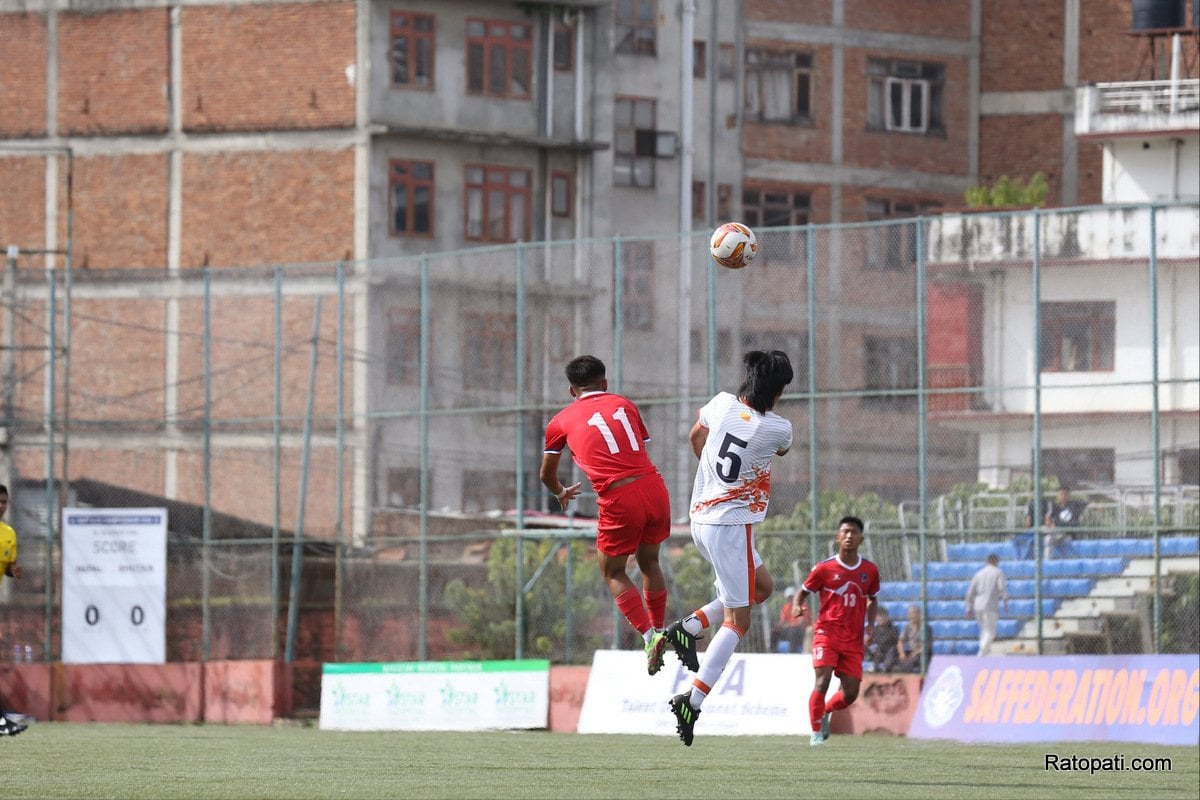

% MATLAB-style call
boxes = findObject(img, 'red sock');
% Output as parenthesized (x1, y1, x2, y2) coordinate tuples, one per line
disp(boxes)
(644, 589, 667, 629)
(808, 690, 826, 732)
(615, 587, 652, 634)
(826, 691, 849, 712)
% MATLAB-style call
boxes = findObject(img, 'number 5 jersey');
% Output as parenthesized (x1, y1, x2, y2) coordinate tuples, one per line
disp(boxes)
(689, 391, 793, 525)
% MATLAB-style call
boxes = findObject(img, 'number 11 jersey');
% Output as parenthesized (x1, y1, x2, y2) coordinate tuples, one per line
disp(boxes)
(689, 391, 793, 525)
(543, 391, 659, 495)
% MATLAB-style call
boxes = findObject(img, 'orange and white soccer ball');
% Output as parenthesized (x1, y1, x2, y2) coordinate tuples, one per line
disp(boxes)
(709, 222, 757, 269)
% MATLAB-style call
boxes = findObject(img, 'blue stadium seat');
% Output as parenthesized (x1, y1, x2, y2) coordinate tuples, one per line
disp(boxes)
(1072, 540, 1102, 558)
(997, 619, 1023, 637)
(932, 640, 956, 655)
(955, 640, 980, 655)
(1007, 598, 1059, 617)
(877, 582, 920, 601)
(1162, 536, 1200, 557)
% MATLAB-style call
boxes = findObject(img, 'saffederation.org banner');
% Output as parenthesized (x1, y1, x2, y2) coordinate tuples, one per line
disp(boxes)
(910, 655, 1199, 745)
(319, 660, 550, 731)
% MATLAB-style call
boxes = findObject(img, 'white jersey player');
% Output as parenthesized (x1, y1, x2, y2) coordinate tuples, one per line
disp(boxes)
(664, 350, 794, 746)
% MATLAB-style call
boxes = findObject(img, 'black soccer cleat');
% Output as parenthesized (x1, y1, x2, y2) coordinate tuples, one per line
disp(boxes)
(0, 715, 27, 737)
(669, 692, 700, 746)
(663, 619, 700, 672)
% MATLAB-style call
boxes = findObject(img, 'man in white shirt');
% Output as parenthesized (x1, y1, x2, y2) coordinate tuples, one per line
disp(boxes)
(965, 553, 1008, 656)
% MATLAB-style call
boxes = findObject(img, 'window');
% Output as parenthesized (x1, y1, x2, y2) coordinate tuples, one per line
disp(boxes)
(462, 469, 515, 513)
(389, 160, 434, 237)
(622, 241, 654, 330)
(464, 165, 531, 242)
(554, 23, 573, 71)
(551, 172, 572, 217)
(1042, 449, 1115, 486)
(718, 44, 735, 80)
(745, 49, 813, 124)
(865, 199, 940, 270)
(693, 41, 706, 78)
(386, 308, 420, 385)
(614, 97, 656, 188)
(742, 187, 810, 228)
(386, 467, 421, 508)
(1177, 448, 1199, 485)
(466, 18, 531, 98)
(390, 12, 435, 89)
(1040, 302, 1115, 372)
(615, 0, 657, 56)
(868, 59, 945, 134)
(462, 313, 516, 390)
(691, 181, 733, 223)
(743, 331, 809, 386)
(864, 336, 917, 409)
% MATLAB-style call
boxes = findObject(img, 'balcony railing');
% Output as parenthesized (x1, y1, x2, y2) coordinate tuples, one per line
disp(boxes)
(1077, 79, 1200, 136)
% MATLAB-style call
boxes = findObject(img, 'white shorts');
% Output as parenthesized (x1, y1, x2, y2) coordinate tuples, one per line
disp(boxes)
(689, 521, 764, 608)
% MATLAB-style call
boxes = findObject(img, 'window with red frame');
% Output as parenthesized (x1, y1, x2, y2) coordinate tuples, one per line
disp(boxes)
(465, 165, 531, 242)
(390, 12, 435, 89)
(466, 18, 531, 98)
(389, 160, 434, 237)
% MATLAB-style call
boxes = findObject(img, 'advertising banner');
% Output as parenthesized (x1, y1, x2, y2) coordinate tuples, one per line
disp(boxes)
(909, 655, 1199, 745)
(61, 508, 167, 664)
(576, 650, 836, 736)
(319, 660, 550, 731)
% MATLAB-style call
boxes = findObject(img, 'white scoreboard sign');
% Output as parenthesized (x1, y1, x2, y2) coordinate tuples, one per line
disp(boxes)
(62, 508, 167, 664)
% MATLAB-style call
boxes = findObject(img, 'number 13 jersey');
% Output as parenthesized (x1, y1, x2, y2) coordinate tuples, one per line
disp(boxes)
(543, 391, 659, 495)
(689, 391, 793, 525)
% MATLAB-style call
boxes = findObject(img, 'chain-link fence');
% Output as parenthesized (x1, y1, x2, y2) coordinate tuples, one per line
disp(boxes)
(2, 203, 1197, 674)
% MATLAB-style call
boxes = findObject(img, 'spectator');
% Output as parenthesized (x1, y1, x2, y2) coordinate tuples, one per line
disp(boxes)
(896, 604, 932, 673)
(965, 554, 1008, 656)
(867, 606, 900, 672)
(1042, 486, 1086, 560)
(772, 586, 808, 653)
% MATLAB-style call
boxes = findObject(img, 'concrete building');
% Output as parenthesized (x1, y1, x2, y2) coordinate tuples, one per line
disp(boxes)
(1, 0, 1192, 539)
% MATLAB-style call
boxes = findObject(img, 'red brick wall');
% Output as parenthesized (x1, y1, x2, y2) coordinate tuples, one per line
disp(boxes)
(182, 2, 356, 132)
(1080, 0, 1140, 83)
(0, 157, 46, 252)
(842, 48, 971, 175)
(745, 0, 831, 26)
(845, 0, 972, 37)
(66, 298, 167, 422)
(71, 155, 170, 268)
(180, 150, 355, 267)
(58, 9, 169, 135)
(979, 114, 1065, 199)
(982, 0, 1065, 92)
(0, 13, 47, 137)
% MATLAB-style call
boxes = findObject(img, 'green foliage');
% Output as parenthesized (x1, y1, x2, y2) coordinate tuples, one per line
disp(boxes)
(1162, 572, 1200, 654)
(965, 172, 1050, 208)
(443, 537, 608, 662)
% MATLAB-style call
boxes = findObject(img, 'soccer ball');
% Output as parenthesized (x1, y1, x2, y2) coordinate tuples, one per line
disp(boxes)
(709, 222, 757, 269)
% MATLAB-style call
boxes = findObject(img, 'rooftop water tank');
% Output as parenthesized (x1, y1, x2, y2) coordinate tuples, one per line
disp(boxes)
(1131, 0, 1185, 30)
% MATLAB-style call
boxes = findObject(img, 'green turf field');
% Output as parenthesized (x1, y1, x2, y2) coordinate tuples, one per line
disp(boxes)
(6, 722, 1198, 800)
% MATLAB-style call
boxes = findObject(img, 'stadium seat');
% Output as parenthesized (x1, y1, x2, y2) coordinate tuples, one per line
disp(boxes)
(932, 640, 956, 655)
(955, 640, 980, 655)
(1162, 536, 1200, 557)
(877, 582, 920, 601)
(997, 619, 1022, 637)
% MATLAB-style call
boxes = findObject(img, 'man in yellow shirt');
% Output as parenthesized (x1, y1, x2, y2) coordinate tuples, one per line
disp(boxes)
(0, 484, 27, 736)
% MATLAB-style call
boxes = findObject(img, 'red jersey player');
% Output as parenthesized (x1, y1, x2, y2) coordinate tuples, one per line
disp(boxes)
(792, 515, 880, 745)
(539, 355, 673, 676)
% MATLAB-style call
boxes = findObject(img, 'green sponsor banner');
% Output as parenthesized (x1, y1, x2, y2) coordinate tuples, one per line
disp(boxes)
(323, 660, 550, 675)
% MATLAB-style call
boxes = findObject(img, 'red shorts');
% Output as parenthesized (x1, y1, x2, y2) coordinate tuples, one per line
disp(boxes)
(811, 633, 865, 680)
(595, 473, 671, 557)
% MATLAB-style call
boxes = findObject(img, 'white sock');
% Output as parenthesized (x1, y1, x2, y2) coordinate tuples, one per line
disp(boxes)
(689, 623, 742, 709)
(683, 598, 726, 636)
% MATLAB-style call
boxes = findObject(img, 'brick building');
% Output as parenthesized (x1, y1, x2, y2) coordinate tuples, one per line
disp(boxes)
(0, 0, 1189, 540)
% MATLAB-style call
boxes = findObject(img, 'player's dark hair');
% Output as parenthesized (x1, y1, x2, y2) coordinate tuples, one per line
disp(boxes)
(0, 483, 7, 495)
(737, 350, 793, 412)
(838, 515, 864, 533)
(565, 355, 606, 389)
